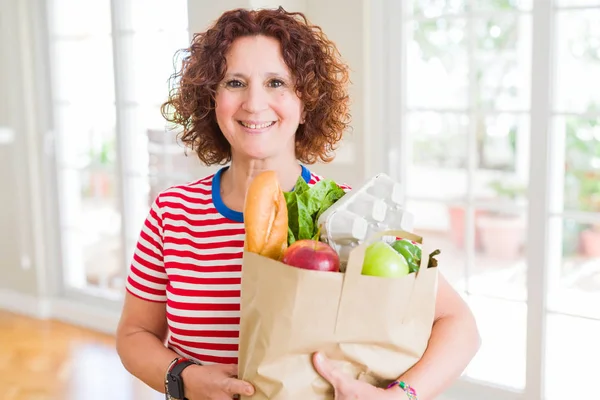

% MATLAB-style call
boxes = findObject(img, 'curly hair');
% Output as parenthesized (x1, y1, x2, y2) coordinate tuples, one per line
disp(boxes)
(161, 7, 351, 165)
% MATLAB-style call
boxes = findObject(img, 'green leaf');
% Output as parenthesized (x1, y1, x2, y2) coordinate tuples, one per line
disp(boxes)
(287, 226, 296, 245)
(283, 175, 347, 245)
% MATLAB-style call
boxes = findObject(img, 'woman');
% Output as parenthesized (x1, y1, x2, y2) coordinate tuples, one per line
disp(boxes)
(116, 7, 480, 400)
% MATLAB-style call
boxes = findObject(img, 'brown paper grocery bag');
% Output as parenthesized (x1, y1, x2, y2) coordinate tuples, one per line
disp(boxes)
(238, 230, 438, 400)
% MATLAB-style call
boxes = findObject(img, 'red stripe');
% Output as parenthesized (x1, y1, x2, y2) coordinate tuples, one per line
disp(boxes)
(165, 237, 244, 250)
(168, 182, 213, 195)
(164, 216, 241, 228)
(168, 343, 238, 364)
(168, 301, 240, 311)
(169, 275, 241, 285)
(169, 287, 241, 298)
(127, 276, 166, 296)
(164, 249, 243, 261)
(165, 262, 242, 273)
(130, 265, 167, 285)
(163, 202, 219, 217)
(132, 252, 163, 272)
(169, 336, 238, 351)
(144, 215, 162, 238)
(163, 225, 244, 239)
(136, 243, 163, 264)
(140, 229, 162, 252)
(126, 287, 166, 303)
(168, 327, 240, 338)
(161, 191, 215, 206)
(167, 312, 240, 325)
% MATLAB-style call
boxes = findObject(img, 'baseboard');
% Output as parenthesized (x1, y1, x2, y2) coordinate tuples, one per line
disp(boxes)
(0, 288, 51, 319)
(49, 297, 120, 336)
(0, 288, 119, 336)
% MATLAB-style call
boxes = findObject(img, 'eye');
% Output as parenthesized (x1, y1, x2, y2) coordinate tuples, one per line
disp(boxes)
(268, 79, 285, 88)
(225, 79, 244, 88)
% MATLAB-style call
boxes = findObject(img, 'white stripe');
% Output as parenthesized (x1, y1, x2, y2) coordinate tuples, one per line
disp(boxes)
(167, 305, 240, 319)
(164, 242, 243, 256)
(129, 270, 167, 291)
(170, 281, 240, 291)
(126, 281, 167, 302)
(145, 206, 164, 232)
(170, 332, 239, 345)
(140, 218, 162, 244)
(170, 347, 219, 365)
(161, 196, 216, 212)
(167, 269, 241, 279)
(134, 247, 164, 268)
(169, 342, 239, 359)
(164, 185, 212, 199)
(164, 255, 243, 266)
(164, 217, 243, 230)
(168, 293, 240, 304)
(137, 235, 162, 258)
(168, 320, 240, 331)
(168, 230, 245, 242)
(131, 257, 167, 279)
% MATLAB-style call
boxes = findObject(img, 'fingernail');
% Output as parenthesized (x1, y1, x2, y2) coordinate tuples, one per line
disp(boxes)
(314, 352, 324, 362)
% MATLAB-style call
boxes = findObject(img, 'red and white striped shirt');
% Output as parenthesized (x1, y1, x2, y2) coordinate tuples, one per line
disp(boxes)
(126, 165, 349, 365)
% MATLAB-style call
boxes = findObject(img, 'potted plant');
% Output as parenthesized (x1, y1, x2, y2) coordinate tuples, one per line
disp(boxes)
(476, 179, 527, 260)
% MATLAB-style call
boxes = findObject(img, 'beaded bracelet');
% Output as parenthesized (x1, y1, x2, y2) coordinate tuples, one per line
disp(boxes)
(386, 380, 418, 400)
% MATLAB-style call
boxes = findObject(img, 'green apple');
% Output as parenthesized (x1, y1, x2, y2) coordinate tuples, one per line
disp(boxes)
(362, 241, 410, 277)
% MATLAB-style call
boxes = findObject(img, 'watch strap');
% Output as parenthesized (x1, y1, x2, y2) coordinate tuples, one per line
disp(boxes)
(165, 358, 196, 400)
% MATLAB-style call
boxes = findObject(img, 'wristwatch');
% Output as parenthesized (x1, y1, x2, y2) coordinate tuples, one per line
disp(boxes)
(165, 358, 197, 400)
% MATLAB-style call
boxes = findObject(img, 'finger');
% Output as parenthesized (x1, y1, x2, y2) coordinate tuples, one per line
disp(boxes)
(312, 352, 347, 388)
(220, 363, 239, 377)
(222, 377, 255, 397)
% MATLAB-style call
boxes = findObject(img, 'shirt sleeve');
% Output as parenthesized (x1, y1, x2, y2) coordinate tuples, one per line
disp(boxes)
(125, 194, 169, 302)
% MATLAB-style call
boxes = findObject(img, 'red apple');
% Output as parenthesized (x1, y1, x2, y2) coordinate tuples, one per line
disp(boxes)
(282, 239, 340, 272)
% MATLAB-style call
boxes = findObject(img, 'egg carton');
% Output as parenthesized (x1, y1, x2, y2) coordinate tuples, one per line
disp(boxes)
(317, 173, 415, 271)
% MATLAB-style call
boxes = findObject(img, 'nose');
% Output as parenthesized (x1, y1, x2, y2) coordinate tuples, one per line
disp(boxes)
(241, 83, 269, 113)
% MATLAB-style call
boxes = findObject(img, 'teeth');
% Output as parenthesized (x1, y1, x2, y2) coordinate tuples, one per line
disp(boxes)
(240, 121, 274, 129)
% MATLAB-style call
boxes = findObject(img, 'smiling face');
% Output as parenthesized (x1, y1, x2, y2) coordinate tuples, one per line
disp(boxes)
(214, 35, 304, 163)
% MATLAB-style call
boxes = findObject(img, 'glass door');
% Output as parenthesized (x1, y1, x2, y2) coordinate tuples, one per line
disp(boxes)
(47, 0, 192, 302)
(400, 0, 532, 391)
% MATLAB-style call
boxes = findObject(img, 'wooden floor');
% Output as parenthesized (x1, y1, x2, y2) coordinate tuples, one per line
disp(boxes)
(0, 310, 163, 400)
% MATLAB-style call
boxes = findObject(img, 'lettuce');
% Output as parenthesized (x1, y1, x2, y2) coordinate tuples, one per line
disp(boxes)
(283, 175, 346, 245)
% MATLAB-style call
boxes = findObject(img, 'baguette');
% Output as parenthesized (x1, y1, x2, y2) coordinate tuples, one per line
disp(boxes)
(243, 171, 288, 260)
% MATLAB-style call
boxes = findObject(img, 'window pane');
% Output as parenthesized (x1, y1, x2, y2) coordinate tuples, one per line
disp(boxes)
(52, 37, 115, 103)
(407, 111, 468, 199)
(545, 314, 600, 400)
(60, 168, 122, 294)
(556, 0, 600, 6)
(562, 115, 600, 213)
(548, 219, 600, 320)
(476, 113, 530, 174)
(554, 10, 600, 113)
(49, 0, 111, 36)
(121, 0, 189, 31)
(472, 208, 527, 301)
(474, 15, 532, 111)
(407, 19, 469, 109)
(55, 104, 117, 170)
(408, 0, 467, 18)
(471, 0, 533, 11)
(408, 200, 468, 292)
(464, 296, 526, 390)
(119, 31, 189, 104)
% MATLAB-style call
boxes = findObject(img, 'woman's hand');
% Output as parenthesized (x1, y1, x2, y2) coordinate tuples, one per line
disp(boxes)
(181, 363, 255, 400)
(312, 353, 409, 400)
